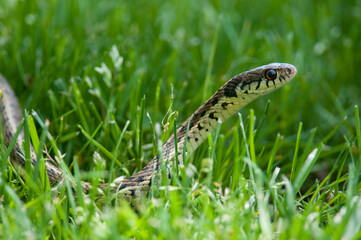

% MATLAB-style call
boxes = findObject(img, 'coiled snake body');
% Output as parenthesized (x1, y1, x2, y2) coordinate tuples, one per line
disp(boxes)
(0, 63, 297, 200)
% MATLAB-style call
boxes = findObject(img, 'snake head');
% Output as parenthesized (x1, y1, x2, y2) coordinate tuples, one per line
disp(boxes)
(236, 63, 297, 96)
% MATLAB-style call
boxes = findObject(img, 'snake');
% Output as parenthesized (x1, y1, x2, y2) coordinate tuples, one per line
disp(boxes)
(0, 63, 297, 201)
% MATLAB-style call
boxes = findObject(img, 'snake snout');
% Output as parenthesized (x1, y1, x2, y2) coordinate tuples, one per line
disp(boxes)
(283, 63, 297, 79)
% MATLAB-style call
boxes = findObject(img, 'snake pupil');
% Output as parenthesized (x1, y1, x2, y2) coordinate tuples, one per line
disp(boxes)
(265, 69, 277, 80)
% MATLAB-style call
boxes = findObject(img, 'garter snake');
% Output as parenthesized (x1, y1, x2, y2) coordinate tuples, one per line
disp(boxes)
(0, 63, 297, 200)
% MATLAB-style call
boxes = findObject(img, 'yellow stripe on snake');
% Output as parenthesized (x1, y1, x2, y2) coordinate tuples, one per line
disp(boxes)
(0, 63, 297, 201)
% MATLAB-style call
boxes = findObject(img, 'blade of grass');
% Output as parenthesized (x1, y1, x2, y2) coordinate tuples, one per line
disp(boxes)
(137, 96, 145, 169)
(78, 124, 114, 160)
(249, 109, 256, 163)
(293, 146, 322, 193)
(202, 15, 222, 102)
(355, 105, 360, 163)
(267, 133, 282, 177)
(290, 122, 303, 182)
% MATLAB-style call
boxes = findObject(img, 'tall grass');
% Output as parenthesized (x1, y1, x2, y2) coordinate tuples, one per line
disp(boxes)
(0, 0, 360, 238)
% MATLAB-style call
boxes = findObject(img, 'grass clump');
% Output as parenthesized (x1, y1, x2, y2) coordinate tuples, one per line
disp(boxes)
(0, 0, 361, 239)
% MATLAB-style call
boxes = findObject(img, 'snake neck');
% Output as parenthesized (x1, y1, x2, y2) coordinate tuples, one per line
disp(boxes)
(173, 80, 259, 156)
(108, 78, 258, 199)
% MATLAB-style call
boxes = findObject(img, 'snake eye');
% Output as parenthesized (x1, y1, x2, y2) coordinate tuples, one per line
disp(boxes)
(265, 69, 277, 80)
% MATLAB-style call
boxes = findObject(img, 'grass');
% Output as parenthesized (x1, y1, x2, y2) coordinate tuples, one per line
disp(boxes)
(0, 0, 360, 239)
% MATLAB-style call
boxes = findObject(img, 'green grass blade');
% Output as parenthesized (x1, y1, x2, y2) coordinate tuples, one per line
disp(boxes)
(290, 122, 303, 182)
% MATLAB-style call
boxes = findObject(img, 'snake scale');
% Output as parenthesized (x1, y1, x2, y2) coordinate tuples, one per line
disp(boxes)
(0, 63, 297, 200)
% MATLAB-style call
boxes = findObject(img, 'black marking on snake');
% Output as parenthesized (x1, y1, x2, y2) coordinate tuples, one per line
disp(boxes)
(266, 81, 269, 88)
(179, 126, 186, 134)
(240, 83, 250, 90)
(210, 97, 219, 106)
(163, 142, 173, 152)
(240, 83, 245, 90)
(155, 157, 160, 170)
(164, 149, 170, 159)
(195, 138, 199, 142)
(244, 90, 248, 94)
(130, 189, 136, 197)
(5, 131, 13, 138)
(183, 110, 207, 132)
(197, 124, 203, 130)
(221, 102, 229, 109)
(209, 112, 218, 121)
(167, 171, 172, 180)
(255, 80, 262, 90)
(181, 105, 218, 135)
(137, 175, 144, 182)
(223, 76, 239, 98)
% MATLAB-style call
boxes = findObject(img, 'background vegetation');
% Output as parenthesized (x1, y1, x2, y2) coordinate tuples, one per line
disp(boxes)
(0, 0, 360, 239)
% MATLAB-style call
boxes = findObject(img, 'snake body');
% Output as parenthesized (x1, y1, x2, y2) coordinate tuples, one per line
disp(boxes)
(0, 63, 297, 200)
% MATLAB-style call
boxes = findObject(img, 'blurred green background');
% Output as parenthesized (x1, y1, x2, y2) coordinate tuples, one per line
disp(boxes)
(0, 0, 360, 180)
(1, 0, 361, 238)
